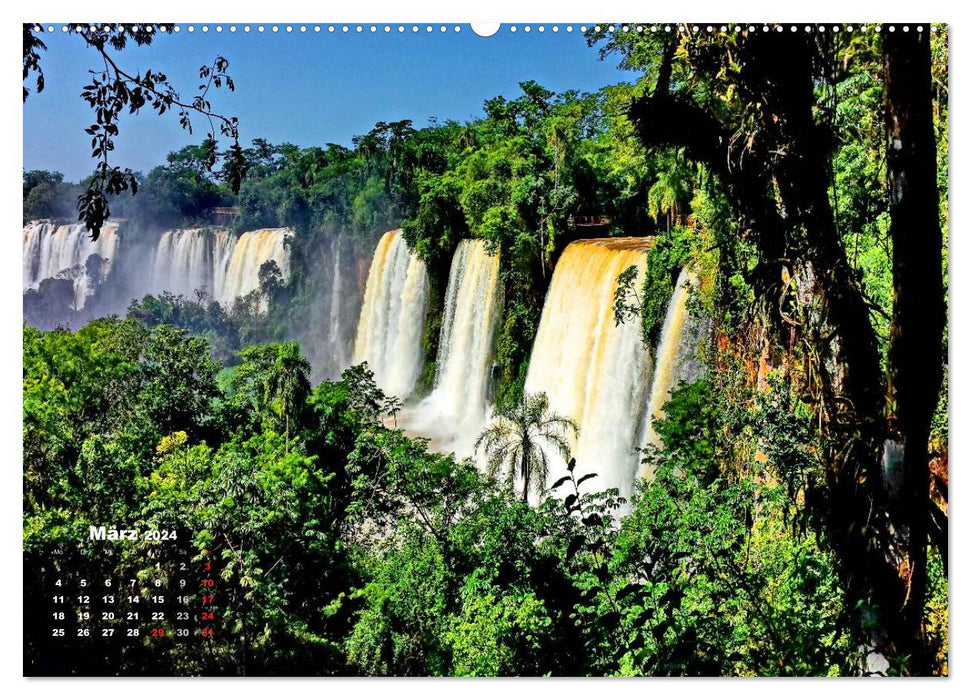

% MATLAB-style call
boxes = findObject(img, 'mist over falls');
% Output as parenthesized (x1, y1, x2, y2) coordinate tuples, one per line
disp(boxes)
(23, 222, 706, 498)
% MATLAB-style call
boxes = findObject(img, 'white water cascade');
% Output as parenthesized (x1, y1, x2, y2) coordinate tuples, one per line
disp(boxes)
(23, 221, 121, 309)
(524, 238, 655, 500)
(150, 229, 233, 300)
(402, 239, 502, 456)
(149, 227, 291, 304)
(326, 236, 349, 371)
(639, 268, 709, 470)
(353, 230, 430, 399)
(216, 228, 292, 304)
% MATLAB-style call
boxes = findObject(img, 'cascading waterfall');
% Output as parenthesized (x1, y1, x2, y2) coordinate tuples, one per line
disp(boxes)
(216, 228, 292, 304)
(354, 230, 430, 399)
(326, 235, 349, 370)
(24, 222, 292, 314)
(23, 221, 121, 309)
(524, 238, 654, 500)
(148, 227, 290, 304)
(639, 268, 709, 469)
(151, 229, 232, 299)
(430, 240, 502, 424)
(24, 217, 710, 493)
(403, 239, 502, 456)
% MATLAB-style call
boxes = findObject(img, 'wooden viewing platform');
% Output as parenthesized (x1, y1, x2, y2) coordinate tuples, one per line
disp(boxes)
(211, 207, 240, 225)
(568, 214, 612, 228)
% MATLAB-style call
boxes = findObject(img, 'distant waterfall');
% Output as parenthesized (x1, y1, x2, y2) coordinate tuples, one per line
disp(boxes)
(639, 268, 708, 467)
(151, 229, 233, 300)
(23, 223, 291, 312)
(149, 227, 290, 303)
(403, 239, 502, 456)
(524, 238, 654, 499)
(23, 221, 121, 309)
(217, 228, 291, 304)
(354, 230, 430, 399)
(326, 236, 348, 370)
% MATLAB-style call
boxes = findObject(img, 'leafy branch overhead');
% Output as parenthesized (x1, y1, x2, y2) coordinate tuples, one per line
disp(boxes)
(23, 23, 247, 239)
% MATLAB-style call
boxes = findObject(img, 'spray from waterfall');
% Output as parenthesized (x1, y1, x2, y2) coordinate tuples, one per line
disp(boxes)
(354, 230, 430, 399)
(524, 238, 654, 500)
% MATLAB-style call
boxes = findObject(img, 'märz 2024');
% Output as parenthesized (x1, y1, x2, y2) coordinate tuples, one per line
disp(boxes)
(88, 527, 178, 541)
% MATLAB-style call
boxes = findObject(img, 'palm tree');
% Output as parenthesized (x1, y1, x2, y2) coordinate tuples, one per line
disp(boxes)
(647, 149, 693, 229)
(474, 392, 578, 502)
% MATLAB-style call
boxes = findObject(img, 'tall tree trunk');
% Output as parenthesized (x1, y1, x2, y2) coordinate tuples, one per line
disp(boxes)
(521, 448, 530, 502)
(628, 30, 944, 671)
(738, 36, 904, 667)
(883, 28, 946, 671)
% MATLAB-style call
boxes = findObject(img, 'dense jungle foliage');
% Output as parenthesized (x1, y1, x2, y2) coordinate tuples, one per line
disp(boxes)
(24, 25, 948, 675)
(27, 321, 932, 675)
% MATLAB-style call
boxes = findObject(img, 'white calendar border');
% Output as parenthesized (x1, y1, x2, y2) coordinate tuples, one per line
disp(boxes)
(2, 0, 963, 697)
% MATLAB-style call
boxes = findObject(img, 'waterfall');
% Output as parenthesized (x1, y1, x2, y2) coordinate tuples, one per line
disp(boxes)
(216, 228, 291, 304)
(639, 268, 708, 468)
(524, 238, 654, 500)
(24, 221, 291, 323)
(354, 230, 430, 399)
(151, 229, 228, 299)
(148, 227, 290, 304)
(326, 235, 348, 370)
(23, 221, 121, 309)
(402, 239, 502, 456)
(431, 240, 502, 424)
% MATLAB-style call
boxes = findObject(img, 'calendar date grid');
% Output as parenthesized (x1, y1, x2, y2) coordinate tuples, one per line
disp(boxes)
(45, 545, 220, 645)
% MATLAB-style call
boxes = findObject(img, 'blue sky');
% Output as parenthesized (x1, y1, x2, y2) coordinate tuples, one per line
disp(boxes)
(23, 25, 638, 182)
